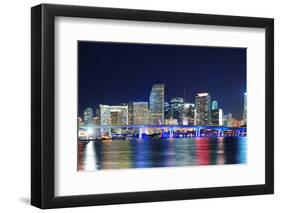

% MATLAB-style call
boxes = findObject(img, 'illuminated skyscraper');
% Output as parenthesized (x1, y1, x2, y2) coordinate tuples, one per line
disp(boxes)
(211, 108, 223, 126)
(170, 97, 184, 124)
(149, 84, 164, 125)
(83, 107, 93, 126)
(164, 102, 172, 119)
(195, 93, 211, 125)
(133, 102, 149, 125)
(183, 103, 195, 125)
(243, 93, 247, 126)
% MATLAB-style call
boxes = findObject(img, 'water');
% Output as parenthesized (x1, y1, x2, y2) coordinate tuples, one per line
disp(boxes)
(78, 137, 247, 171)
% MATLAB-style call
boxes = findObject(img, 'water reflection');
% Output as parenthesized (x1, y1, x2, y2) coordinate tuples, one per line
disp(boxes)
(78, 137, 247, 171)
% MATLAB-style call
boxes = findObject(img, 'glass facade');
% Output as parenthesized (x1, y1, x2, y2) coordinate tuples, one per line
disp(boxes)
(149, 84, 164, 125)
(183, 103, 195, 125)
(170, 97, 184, 125)
(195, 93, 211, 125)
(211, 108, 223, 126)
(164, 102, 172, 119)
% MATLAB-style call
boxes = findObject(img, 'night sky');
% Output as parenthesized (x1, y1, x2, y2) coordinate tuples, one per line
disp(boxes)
(78, 41, 246, 119)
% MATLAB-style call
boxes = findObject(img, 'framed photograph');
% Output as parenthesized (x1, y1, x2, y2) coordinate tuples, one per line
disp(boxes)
(31, 4, 274, 209)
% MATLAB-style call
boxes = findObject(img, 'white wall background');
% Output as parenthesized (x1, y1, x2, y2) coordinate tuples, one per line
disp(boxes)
(0, 0, 279, 212)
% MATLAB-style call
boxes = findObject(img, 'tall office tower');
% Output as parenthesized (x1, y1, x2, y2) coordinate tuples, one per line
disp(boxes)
(183, 103, 195, 125)
(83, 107, 93, 126)
(149, 84, 164, 125)
(211, 100, 218, 110)
(133, 102, 149, 125)
(211, 108, 223, 126)
(243, 92, 247, 126)
(164, 102, 172, 119)
(195, 93, 211, 125)
(170, 97, 184, 124)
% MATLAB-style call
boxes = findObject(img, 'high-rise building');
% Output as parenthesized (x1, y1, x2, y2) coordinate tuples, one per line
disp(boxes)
(195, 93, 211, 125)
(182, 103, 195, 125)
(164, 102, 172, 119)
(83, 107, 93, 126)
(211, 100, 218, 110)
(133, 102, 149, 125)
(211, 108, 223, 126)
(149, 84, 164, 125)
(243, 92, 247, 126)
(170, 97, 184, 124)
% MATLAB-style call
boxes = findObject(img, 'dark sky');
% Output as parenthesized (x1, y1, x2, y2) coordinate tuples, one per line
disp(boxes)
(78, 41, 246, 119)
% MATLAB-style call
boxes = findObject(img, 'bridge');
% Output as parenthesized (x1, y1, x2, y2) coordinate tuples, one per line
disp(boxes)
(79, 124, 247, 139)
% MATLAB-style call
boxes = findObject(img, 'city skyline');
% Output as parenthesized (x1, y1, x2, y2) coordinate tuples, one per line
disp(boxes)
(79, 84, 245, 123)
(79, 41, 246, 119)
(79, 83, 246, 128)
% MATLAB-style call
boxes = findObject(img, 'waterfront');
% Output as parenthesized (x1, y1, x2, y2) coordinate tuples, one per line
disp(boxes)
(78, 137, 247, 171)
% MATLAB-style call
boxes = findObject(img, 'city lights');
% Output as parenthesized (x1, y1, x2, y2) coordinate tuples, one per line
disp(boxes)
(78, 84, 247, 140)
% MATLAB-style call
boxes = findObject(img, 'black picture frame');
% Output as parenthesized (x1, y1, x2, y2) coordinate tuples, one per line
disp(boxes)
(31, 3, 274, 209)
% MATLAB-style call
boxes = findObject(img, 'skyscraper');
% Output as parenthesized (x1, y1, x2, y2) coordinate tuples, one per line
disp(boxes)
(83, 107, 93, 126)
(164, 102, 172, 119)
(243, 92, 247, 126)
(211, 108, 223, 126)
(170, 97, 184, 124)
(133, 102, 149, 125)
(149, 84, 164, 125)
(195, 93, 211, 125)
(183, 103, 195, 125)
